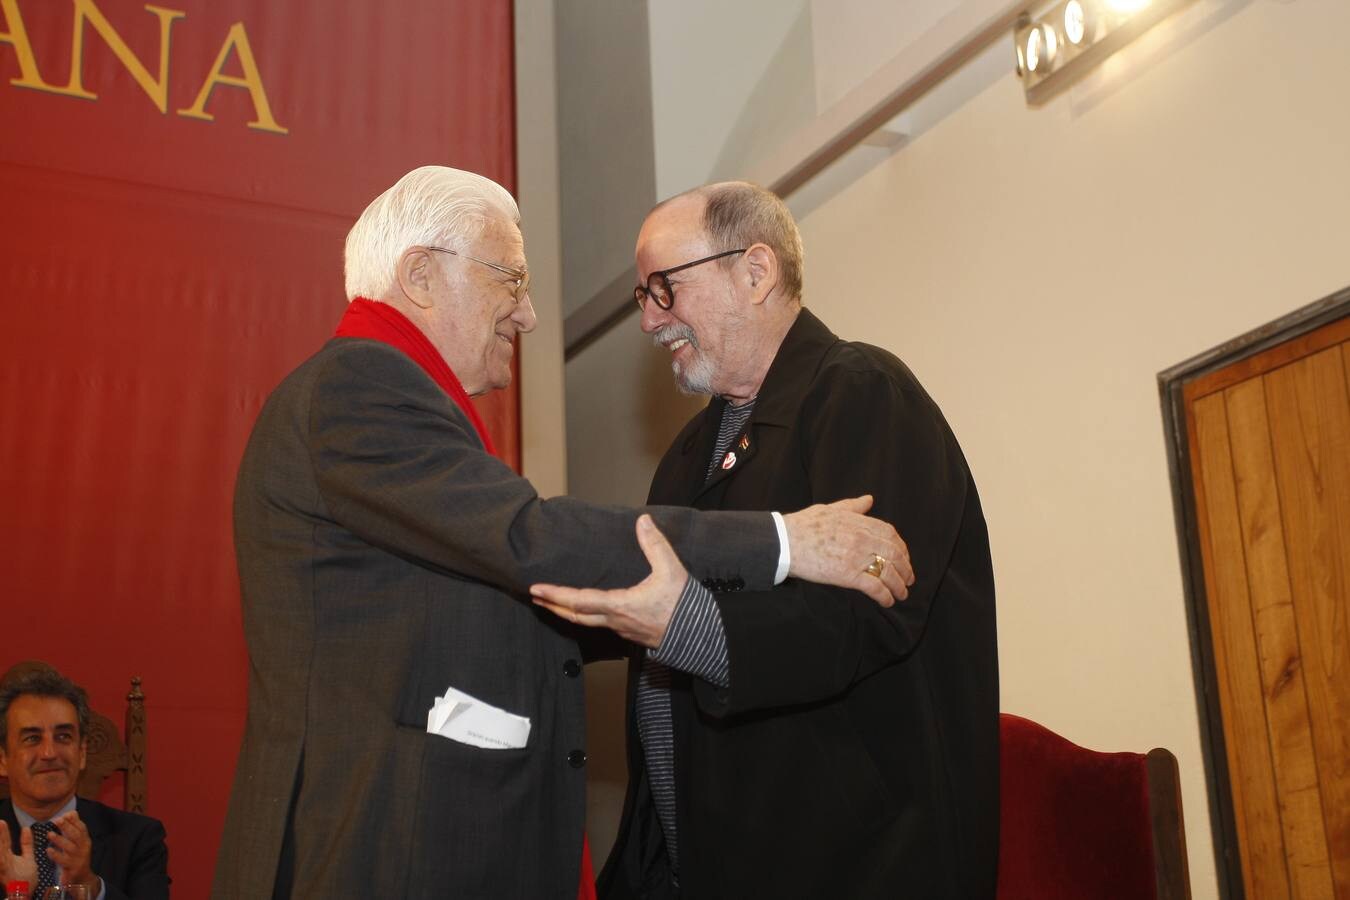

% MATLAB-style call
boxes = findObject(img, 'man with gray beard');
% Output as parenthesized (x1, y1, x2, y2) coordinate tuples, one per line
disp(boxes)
(531, 182, 1000, 899)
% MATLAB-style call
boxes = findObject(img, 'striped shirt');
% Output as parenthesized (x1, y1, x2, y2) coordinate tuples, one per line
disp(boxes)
(635, 398, 754, 875)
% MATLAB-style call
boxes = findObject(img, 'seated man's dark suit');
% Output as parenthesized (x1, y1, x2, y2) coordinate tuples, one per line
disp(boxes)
(1, 797, 170, 900)
(600, 310, 1000, 899)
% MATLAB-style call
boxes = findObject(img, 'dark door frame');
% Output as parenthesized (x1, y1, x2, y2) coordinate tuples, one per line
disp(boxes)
(1157, 284, 1350, 900)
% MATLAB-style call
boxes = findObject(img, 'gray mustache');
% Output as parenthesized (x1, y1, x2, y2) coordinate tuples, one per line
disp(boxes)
(652, 324, 698, 349)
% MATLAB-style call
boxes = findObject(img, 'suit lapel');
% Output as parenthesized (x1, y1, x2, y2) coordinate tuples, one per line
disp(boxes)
(692, 420, 760, 505)
(652, 311, 839, 516)
(653, 399, 723, 507)
(75, 798, 112, 879)
(75, 798, 108, 836)
(690, 309, 840, 505)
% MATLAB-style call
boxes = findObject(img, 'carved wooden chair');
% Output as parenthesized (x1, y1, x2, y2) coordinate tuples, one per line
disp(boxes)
(0, 661, 147, 813)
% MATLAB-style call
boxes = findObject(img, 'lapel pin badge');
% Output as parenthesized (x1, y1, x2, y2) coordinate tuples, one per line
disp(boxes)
(738, 434, 750, 451)
(722, 451, 737, 470)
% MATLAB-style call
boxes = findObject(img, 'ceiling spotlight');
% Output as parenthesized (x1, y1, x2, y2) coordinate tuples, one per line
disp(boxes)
(1064, 0, 1092, 45)
(1025, 23, 1058, 74)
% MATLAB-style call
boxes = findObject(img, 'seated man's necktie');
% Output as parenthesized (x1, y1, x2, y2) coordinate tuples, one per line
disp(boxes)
(32, 821, 58, 896)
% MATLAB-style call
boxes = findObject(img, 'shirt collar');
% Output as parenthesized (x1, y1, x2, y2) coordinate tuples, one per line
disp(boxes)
(13, 794, 77, 827)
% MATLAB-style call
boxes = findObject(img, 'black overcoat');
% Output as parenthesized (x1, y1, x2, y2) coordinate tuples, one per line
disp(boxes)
(601, 310, 1000, 899)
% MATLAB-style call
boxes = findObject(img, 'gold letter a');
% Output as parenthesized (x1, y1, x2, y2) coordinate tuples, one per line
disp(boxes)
(177, 21, 288, 134)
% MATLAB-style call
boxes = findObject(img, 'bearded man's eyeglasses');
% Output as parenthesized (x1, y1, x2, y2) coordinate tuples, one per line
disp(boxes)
(427, 246, 531, 304)
(633, 248, 746, 312)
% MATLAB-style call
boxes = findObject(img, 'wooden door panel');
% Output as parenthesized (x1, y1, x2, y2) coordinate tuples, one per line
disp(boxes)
(1264, 348, 1350, 897)
(1192, 392, 1292, 899)
(1182, 314, 1350, 900)
(1224, 378, 1336, 900)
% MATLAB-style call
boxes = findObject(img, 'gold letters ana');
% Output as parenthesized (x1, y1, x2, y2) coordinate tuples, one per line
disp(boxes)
(0, 0, 289, 134)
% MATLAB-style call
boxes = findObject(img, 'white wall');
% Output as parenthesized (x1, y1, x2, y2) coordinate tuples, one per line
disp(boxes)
(555, 0, 658, 317)
(797, 1, 1350, 896)
(515, 0, 567, 497)
(647, 0, 817, 198)
(809, 0, 960, 110)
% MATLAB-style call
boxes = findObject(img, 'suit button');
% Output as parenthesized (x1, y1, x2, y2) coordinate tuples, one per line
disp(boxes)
(563, 659, 581, 678)
(568, 749, 587, 768)
(729, 577, 744, 591)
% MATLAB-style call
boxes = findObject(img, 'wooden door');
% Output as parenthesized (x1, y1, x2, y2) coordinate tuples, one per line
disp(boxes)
(1184, 314, 1350, 899)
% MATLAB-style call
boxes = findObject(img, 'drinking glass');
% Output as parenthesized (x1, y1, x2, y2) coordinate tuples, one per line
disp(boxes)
(43, 886, 90, 900)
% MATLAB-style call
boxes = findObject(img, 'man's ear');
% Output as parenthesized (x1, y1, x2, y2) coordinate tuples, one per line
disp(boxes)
(743, 243, 778, 305)
(0, 747, 8, 779)
(78, 736, 87, 773)
(396, 247, 437, 309)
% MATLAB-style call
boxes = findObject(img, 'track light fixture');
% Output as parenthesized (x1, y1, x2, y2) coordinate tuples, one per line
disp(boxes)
(1014, 0, 1196, 105)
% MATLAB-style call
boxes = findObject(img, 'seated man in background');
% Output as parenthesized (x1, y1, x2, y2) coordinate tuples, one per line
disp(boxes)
(0, 669, 170, 900)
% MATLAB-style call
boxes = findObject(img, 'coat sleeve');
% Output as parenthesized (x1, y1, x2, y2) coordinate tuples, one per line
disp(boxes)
(694, 363, 974, 717)
(306, 342, 779, 596)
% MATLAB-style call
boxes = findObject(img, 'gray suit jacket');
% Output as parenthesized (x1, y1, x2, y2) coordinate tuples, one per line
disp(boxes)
(212, 338, 777, 900)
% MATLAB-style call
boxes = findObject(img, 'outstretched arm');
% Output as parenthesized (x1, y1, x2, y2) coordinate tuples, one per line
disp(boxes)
(305, 344, 913, 603)
(530, 505, 913, 648)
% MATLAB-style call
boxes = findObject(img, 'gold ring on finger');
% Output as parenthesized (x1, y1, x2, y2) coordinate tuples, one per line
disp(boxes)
(864, 554, 886, 578)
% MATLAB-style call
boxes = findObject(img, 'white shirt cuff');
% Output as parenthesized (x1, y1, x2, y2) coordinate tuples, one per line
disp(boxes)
(770, 511, 790, 584)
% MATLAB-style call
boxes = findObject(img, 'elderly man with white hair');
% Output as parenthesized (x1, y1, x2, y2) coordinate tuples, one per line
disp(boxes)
(212, 166, 914, 900)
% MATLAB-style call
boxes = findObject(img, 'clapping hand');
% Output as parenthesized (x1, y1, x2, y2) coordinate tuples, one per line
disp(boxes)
(0, 820, 38, 886)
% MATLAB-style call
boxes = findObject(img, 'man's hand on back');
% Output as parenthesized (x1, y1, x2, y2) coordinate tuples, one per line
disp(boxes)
(783, 495, 914, 607)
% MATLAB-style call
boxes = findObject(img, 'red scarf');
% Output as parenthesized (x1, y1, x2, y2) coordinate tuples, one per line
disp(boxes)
(335, 298, 497, 457)
(334, 298, 599, 900)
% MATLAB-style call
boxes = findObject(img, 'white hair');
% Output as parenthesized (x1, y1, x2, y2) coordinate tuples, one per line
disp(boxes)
(343, 165, 521, 301)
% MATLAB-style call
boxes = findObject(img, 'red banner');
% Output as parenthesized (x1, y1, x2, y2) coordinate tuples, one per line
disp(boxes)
(0, 1, 516, 894)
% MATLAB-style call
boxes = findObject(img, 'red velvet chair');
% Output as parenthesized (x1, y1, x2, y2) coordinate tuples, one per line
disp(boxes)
(997, 713, 1190, 900)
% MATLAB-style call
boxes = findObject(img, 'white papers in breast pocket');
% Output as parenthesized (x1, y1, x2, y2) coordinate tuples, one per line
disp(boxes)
(426, 686, 531, 749)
